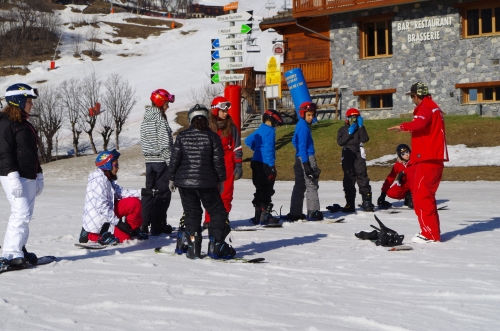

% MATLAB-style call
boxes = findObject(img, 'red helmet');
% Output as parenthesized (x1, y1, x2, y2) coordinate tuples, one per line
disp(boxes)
(151, 89, 175, 107)
(211, 96, 231, 116)
(298, 101, 317, 119)
(345, 108, 360, 117)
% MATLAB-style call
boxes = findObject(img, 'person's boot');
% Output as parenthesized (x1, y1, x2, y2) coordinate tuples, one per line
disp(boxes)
(404, 191, 414, 209)
(252, 205, 261, 225)
(186, 231, 202, 259)
(306, 210, 324, 221)
(260, 203, 280, 225)
(8, 257, 29, 269)
(79, 227, 89, 243)
(0, 257, 10, 272)
(361, 192, 375, 212)
(22, 246, 38, 265)
(207, 236, 236, 259)
(175, 231, 188, 255)
(341, 196, 356, 213)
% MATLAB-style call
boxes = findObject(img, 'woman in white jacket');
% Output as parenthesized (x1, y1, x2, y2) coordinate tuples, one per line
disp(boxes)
(79, 149, 144, 245)
(0, 83, 43, 270)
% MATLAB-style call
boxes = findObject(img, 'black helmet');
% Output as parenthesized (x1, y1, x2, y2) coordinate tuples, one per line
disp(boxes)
(5, 83, 38, 110)
(396, 144, 411, 159)
(263, 109, 283, 127)
(188, 104, 209, 124)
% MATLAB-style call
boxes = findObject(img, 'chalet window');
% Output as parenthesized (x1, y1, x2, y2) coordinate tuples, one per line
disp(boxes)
(459, 2, 500, 37)
(353, 89, 396, 109)
(455, 81, 500, 103)
(358, 17, 393, 59)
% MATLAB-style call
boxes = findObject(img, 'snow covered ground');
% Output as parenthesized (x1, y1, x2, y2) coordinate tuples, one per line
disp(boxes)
(1, 175, 500, 330)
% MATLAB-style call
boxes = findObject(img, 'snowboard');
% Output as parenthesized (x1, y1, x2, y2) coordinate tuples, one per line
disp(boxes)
(302, 217, 345, 223)
(0, 256, 57, 274)
(388, 245, 413, 251)
(154, 246, 265, 263)
(74, 242, 112, 249)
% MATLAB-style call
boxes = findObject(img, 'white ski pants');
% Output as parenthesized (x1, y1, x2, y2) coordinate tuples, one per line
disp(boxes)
(0, 176, 37, 259)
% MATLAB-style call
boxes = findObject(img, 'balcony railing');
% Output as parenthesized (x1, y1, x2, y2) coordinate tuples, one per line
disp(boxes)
(293, 0, 422, 16)
(281, 59, 332, 89)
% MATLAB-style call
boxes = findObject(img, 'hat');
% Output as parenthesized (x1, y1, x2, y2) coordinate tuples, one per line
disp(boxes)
(406, 82, 429, 96)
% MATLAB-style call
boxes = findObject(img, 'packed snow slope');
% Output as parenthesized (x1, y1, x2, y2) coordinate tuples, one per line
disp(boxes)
(1, 176, 499, 330)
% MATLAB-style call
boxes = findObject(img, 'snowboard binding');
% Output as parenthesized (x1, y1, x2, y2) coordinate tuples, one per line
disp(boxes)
(355, 215, 404, 247)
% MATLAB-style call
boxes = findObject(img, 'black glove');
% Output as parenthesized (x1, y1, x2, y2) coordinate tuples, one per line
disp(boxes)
(264, 164, 277, 182)
(115, 221, 133, 235)
(313, 166, 321, 179)
(234, 163, 243, 180)
(302, 162, 315, 180)
(395, 172, 405, 186)
(377, 192, 387, 206)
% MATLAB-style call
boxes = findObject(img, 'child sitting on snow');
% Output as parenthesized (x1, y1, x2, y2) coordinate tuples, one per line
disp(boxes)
(79, 149, 146, 245)
(377, 144, 414, 209)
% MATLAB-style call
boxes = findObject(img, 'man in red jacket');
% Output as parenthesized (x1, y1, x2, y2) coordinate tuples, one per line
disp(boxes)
(388, 82, 449, 243)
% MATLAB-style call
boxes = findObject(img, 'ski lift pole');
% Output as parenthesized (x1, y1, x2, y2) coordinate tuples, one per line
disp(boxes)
(50, 31, 63, 70)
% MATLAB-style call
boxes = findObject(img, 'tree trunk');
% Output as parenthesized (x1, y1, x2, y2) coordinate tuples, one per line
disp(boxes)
(115, 129, 120, 150)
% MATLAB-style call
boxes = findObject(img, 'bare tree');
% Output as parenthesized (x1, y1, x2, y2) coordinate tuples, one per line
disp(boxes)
(79, 72, 101, 154)
(72, 32, 82, 57)
(96, 107, 115, 151)
(188, 80, 224, 109)
(59, 78, 82, 157)
(102, 74, 139, 150)
(85, 27, 99, 58)
(32, 84, 64, 163)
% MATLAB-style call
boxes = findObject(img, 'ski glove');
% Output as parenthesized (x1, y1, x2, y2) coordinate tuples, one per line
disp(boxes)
(234, 163, 243, 180)
(35, 173, 44, 197)
(168, 180, 176, 193)
(302, 162, 315, 180)
(348, 123, 358, 135)
(377, 192, 387, 206)
(218, 181, 225, 194)
(264, 164, 277, 182)
(357, 116, 364, 127)
(8, 172, 23, 198)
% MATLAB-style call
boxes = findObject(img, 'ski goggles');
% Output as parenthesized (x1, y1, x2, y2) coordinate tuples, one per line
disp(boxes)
(400, 150, 410, 156)
(212, 101, 231, 111)
(348, 116, 358, 124)
(299, 103, 317, 112)
(5, 88, 39, 98)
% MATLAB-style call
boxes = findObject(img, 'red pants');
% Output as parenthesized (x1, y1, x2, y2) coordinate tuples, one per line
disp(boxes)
(205, 153, 235, 223)
(88, 197, 143, 243)
(413, 161, 443, 241)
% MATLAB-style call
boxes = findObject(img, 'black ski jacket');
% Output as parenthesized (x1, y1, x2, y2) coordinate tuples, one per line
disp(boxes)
(337, 124, 369, 153)
(0, 111, 42, 179)
(168, 127, 226, 188)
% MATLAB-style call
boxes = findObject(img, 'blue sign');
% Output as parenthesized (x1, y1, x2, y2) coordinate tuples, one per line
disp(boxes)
(212, 39, 220, 48)
(211, 50, 220, 60)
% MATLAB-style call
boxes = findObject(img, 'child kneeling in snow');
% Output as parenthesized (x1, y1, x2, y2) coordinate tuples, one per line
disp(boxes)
(377, 144, 414, 209)
(79, 149, 146, 245)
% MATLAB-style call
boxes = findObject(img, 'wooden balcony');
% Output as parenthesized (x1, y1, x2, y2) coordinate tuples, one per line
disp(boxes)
(293, 0, 427, 18)
(281, 59, 332, 90)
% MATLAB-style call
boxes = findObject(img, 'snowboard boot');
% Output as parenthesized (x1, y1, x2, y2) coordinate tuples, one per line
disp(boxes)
(98, 232, 119, 245)
(341, 194, 356, 213)
(0, 257, 9, 272)
(22, 246, 38, 265)
(8, 257, 29, 269)
(284, 213, 306, 222)
(207, 236, 236, 259)
(306, 210, 324, 221)
(79, 227, 89, 243)
(361, 192, 375, 212)
(260, 203, 280, 226)
(404, 191, 414, 209)
(175, 231, 188, 255)
(186, 231, 202, 259)
(252, 205, 261, 225)
(179, 213, 186, 231)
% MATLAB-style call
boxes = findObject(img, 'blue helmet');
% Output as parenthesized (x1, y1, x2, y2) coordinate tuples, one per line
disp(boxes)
(95, 149, 120, 171)
(5, 83, 38, 110)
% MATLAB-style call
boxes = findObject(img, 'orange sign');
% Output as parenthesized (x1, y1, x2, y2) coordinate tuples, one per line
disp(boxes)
(224, 1, 238, 11)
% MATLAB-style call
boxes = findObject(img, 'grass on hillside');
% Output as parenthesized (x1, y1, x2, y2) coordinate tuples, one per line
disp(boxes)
(174, 114, 500, 182)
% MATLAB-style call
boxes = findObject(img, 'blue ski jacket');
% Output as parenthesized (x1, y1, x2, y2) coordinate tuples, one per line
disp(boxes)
(292, 118, 315, 161)
(245, 123, 276, 166)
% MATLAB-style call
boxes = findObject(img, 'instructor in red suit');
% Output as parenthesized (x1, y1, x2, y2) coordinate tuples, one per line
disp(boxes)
(388, 82, 449, 243)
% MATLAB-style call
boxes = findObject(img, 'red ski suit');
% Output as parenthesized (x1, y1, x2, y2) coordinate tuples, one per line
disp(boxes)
(399, 96, 448, 241)
(381, 160, 414, 200)
(205, 124, 242, 223)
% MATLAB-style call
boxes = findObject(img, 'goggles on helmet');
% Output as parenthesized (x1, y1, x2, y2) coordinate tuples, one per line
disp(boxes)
(300, 103, 317, 112)
(5, 88, 39, 98)
(212, 101, 231, 111)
